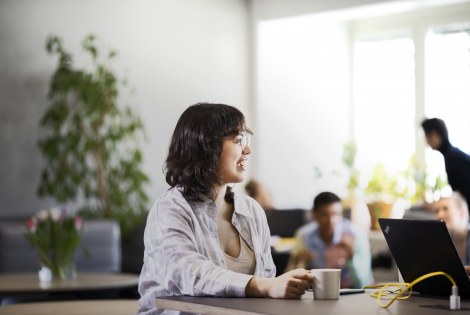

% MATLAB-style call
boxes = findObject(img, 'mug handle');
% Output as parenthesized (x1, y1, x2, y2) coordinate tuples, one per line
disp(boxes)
(306, 283, 314, 292)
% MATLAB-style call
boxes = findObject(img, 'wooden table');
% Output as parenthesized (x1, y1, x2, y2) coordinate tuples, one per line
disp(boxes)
(0, 299, 138, 315)
(156, 291, 470, 315)
(0, 273, 139, 295)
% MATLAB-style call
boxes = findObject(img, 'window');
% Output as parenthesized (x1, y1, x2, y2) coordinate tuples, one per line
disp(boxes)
(255, 4, 470, 207)
(351, 16, 470, 202)
(353, 37, 416, 179)
(425, 27, 470, 184)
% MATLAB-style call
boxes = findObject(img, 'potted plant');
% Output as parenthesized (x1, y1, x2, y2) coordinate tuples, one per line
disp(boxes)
(364, 164, 406, 230)
(37, 34, 149, 266)
(401, 155, 449, 208)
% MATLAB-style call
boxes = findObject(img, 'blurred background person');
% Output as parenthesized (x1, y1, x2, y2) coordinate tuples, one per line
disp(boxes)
(421, 118, 470, 208)
(434, 192, 470, 265)
(285, 192, 372, 288)
(244, 179, 275, 211)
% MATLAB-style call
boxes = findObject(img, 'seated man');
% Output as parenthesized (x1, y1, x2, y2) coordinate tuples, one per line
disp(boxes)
(434, 192, 470, 265)
(286, 192, 372, 288)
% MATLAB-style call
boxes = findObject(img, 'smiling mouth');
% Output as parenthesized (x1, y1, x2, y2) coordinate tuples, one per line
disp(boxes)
(237, 160, 247, 170)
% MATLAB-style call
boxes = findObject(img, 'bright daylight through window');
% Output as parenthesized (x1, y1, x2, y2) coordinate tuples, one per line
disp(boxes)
(353, 37, 415, 181)
(425, 27, 470, 192)
(256, 4, 470, 208)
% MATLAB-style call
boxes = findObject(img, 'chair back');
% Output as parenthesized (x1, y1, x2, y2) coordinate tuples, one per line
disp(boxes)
(0, 220, 121, 273)
(266, 209, 308, 237)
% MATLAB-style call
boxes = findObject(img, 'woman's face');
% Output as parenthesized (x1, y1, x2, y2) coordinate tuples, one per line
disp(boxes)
(218, 133, 251, 185)
(434, 198, 463, 231)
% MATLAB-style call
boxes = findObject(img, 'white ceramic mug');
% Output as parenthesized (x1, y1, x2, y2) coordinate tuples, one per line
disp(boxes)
(311, 268, 341, 300)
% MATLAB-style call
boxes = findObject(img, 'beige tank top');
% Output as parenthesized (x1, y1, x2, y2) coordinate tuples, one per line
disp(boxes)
(223, 235, 256, 275)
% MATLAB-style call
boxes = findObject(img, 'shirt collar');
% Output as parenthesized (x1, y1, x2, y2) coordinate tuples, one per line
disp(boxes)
(233, 195, 254, 219)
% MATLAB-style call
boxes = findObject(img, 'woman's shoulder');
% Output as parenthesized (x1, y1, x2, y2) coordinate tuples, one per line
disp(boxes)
(149, 187, 192, 215)
(151, 187, 215, 218)
(154, 186, 185, 203)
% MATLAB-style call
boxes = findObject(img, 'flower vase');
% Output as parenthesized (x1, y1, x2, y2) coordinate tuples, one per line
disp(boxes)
(25, 206, 84, 285)
(38, 262, 77, 285)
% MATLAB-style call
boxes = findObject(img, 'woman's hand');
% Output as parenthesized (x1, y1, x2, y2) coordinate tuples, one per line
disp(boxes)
(246, 268, 313, 299)
(465, 265, 470, 278)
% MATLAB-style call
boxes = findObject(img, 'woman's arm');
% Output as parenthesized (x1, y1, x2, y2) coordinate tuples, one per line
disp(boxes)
(245, 268, 313, 298)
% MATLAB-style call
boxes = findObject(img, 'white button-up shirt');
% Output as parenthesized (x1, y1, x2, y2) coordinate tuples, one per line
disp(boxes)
(138, 187, 276, 315)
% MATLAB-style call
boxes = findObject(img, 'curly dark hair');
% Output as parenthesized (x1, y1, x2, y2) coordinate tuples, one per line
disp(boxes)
(165, 103, 251, 202)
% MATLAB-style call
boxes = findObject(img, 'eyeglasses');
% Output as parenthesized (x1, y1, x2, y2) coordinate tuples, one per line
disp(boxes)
(229, 133, 250, 150)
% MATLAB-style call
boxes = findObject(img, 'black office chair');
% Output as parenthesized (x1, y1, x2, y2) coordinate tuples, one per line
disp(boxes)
(266, 208, 308, 237)
(266, 209, 308, 276)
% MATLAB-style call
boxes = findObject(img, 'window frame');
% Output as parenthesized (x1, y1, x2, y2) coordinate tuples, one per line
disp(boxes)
(349, 2, 470, 170)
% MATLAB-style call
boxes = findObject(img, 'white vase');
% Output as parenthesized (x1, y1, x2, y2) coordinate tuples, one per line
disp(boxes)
(38, 263, 77, 285)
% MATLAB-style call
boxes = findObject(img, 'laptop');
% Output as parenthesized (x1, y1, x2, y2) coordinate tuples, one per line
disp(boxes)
(378, 218, 470, 298)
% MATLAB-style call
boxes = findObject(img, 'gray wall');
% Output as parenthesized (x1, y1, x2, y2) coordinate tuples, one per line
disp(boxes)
(0, 0, 249, 215)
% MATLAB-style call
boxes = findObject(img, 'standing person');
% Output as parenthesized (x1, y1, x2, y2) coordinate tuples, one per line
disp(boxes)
(421, 118, 470, 207)
(434, 193, 470, 264)
(138, 103, 312, 315)
(286, 192, 372, 289)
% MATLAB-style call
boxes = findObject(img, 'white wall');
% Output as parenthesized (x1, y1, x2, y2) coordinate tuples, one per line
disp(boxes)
(0, 0, 249, 215)
(254, 16, 350, 209)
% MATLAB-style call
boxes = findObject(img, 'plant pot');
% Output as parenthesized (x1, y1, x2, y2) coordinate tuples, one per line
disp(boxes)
(367, 201, 393, 230)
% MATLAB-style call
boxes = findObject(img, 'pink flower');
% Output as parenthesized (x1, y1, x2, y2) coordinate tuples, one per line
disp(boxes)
(74, 216, 83, 230)
(26, 218, 37, 233)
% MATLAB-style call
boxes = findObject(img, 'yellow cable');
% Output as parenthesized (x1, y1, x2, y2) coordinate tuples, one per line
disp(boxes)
(363, 271, 457, 308)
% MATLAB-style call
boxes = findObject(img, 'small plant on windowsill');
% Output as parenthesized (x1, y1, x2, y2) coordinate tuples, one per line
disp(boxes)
(401, 155, 450, 207)
(364, 164, 408, 230)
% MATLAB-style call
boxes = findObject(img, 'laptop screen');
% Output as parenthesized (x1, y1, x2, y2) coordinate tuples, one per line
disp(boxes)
(379, 218, 470, 298)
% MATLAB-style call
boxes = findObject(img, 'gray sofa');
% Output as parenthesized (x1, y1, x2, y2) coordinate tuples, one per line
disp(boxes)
(0, 220, 121, 273)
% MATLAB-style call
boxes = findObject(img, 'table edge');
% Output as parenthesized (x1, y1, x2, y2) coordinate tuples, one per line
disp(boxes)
(156, 297, 264, 315)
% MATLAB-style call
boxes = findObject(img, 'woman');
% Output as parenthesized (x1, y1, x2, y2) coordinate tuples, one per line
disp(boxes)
(244, 179, 275, 211)
(138, 103, 312, 314)
(434, 192, 470, 264)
